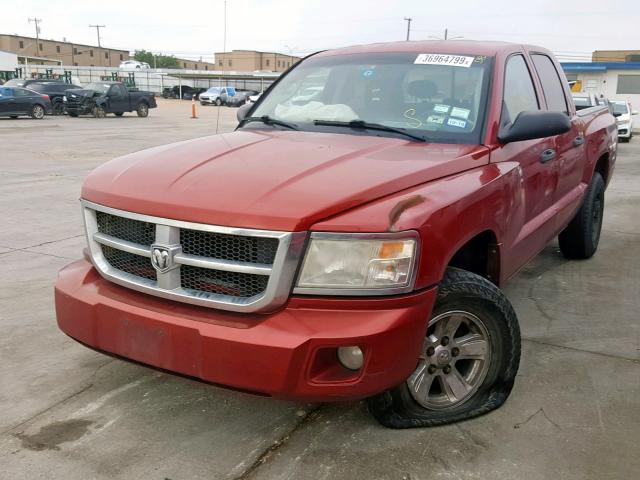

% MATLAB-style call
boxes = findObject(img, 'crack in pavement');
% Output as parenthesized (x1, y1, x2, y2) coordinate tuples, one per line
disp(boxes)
(522, 338, 640, 363)
(231, 404, 324, 480)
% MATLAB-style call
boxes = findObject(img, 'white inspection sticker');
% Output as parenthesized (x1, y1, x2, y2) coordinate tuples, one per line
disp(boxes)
(414, 54, 475, 68)
(450, 107, 471, 119)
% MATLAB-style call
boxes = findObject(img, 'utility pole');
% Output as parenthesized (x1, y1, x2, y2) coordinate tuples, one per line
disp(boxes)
(404, 17, 412, 41)
(444, 28, 448, 40)
(89, 24, 106, 47)
(28, 18, 42, 57)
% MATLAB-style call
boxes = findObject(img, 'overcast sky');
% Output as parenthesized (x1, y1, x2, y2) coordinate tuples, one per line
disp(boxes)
(2, 0, 639, 62)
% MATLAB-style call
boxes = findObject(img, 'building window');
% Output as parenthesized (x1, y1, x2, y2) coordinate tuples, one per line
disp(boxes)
(74, 62, 78, 66)
(39, 43, 43, 51)
(74, 47, 78, 55)
(120, 53, 123, 60)
(218, 60, 223, 66)
(183, 62, 187, 68)
(19, 40, 24, 49)
(56, 45, 61, 53)
(228, 59, 232, 66)
(194, 64, 198, 70)
(265, 59, 270, 66)
(90, 50, 93, 57)
(104, 52, 108, 59)
(617, 75, 640, 94)
(205, 65, 208, 71)
(277, 60, 281, 68)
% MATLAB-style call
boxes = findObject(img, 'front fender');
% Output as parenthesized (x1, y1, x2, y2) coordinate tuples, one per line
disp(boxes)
(311, 162, 523, 288)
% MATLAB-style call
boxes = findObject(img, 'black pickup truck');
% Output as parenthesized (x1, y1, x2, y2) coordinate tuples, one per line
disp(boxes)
(64, 81, 157, 118)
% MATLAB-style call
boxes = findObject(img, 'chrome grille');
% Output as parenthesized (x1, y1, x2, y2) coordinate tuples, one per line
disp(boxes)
(101, 245, 158, 281)
(96, 212, 155, 246)
(82, 200, 306, 312)
(180, 229, 279, 264)
(180, 265, 268, 298)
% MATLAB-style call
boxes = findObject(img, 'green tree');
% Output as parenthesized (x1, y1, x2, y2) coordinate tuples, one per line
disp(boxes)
(133, 50, 180, 69)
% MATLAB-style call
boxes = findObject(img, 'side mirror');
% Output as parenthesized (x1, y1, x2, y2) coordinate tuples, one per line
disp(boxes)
(237, 102, 252, 123)
(498, 110, 571, 144)
(613, 112, 622, 117)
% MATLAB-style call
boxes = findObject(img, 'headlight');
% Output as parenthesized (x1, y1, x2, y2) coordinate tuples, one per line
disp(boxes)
(62, 95, 67, 102)
(294, 232, 418, 295)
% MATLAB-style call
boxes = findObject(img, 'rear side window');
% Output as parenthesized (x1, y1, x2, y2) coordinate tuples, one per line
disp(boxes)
(531, 54, 568, 114)
(501, 55, 539, 126)
(0, 87, 12, 97)
(13, 88, 33, 97)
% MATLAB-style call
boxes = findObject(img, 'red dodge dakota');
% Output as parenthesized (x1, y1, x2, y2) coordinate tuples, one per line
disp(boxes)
(55, 41, 617, 428)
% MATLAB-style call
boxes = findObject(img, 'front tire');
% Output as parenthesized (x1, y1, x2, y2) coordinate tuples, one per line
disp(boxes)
(558, 172, 605, 259)
(30, 104, 45, 119)
(114, 112, 124, 117)
(52, 101, 65, 116)
(367, 268, 521, 428)
(215, 98, 222, 106)
(92, 106, 107, 118)
(136, 103, 149, 117)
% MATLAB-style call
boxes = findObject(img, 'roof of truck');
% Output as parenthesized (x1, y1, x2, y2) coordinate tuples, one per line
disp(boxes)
(316, 40, 541, 58)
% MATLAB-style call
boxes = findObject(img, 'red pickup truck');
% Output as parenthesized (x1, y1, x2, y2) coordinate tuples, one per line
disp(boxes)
(55, 41, 616, 428)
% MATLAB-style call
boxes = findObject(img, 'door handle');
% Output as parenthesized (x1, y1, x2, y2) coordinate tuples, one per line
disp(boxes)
(573, 136, 585, 147)
(540, 148, 556, 163)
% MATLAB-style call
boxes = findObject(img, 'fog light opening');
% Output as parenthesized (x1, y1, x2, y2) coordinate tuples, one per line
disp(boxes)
(337, 346, 364, 371)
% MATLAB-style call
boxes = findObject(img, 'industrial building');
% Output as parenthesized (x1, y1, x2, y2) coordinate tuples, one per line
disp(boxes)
(0, 34, 130, 67)
(213, 50, 300, 72)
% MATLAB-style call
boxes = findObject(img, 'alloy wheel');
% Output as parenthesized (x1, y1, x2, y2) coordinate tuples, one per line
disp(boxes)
(407, 310, 491, 410)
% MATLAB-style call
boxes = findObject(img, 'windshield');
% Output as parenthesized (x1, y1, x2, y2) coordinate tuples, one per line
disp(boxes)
(206, 87, 221, 94)
(249, 52, 493, 143)
(611, 101, 629, 115)
(84, 83, 111, 94)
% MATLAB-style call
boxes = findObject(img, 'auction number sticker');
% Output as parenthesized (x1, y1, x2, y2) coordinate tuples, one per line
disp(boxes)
(414, 54, 475, 67)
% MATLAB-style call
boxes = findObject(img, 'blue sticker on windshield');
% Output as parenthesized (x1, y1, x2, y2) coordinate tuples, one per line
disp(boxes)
(363, 69, 375, 78)
(447, 118, 467, 128)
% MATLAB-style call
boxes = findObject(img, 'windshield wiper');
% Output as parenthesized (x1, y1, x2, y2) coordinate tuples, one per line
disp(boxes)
(313, 119, 427, 142)
(240, 115, 298, 130)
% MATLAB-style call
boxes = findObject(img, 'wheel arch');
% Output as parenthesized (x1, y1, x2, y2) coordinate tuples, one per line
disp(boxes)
(443, 229, 501, 286)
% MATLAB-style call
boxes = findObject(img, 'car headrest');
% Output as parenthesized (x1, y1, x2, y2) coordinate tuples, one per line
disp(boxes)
(407, 80, 437, 99)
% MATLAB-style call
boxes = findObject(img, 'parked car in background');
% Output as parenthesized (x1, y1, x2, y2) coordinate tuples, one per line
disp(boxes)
(28, 81, 82, 115)
(56, 41, 616, 428)
(224, 90, 259, 107)
(119, 60, 151, 70)
(199, 86, 235, 105)
(163, 85, 205, 100)
(611, 100, 637, 142)
(247, 92, 262, 104)
(571, 92, 601, 111)
(4, 78, 68, 89)
(64, 81, 157, 118)
(0, 86, 52, 119)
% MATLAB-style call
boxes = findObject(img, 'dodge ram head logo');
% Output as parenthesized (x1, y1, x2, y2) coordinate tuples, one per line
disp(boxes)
(150, 245, 178, 273)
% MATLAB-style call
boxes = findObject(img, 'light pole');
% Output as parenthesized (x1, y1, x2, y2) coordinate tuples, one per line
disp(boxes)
(404, 17, 412, 41)
(89, 24, 106, 47)
(28, 18, 42, 57)
(428, 28, 463, 41)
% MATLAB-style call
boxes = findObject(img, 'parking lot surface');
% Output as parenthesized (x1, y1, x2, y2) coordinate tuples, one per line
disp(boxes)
(1, 100, 638, 479)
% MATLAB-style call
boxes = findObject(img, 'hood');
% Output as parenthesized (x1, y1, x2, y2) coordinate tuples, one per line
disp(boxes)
(82, 130, 489, 231)
(65, 88, 99, 99)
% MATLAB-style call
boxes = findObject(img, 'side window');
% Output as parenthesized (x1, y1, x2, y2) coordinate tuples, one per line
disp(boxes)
(0, 87, 11, 97)
(531, 54, 568, 114)
(501, 55, 539, 126)
(14, 88, 31, 97)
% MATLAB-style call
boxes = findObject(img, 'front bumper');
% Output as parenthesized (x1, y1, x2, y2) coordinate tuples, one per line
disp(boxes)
(55, 260, 437, 401)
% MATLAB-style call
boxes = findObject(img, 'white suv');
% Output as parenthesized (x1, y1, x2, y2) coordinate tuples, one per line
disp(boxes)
(611, 100, 638, 142)
(119, 60, 151, 70)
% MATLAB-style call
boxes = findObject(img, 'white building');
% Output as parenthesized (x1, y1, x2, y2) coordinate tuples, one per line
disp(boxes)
(0, 50, 18, 78)
(561, 62, 640, 110)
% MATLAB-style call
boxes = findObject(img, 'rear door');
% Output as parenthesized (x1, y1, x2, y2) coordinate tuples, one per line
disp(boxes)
(529, 52, 585, 229)
(12, 88, 37, 115)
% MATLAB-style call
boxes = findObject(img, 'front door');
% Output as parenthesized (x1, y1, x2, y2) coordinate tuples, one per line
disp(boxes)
(492, 54, 558, 277)
(0, 87, 16, 114)
(108, 84, 129, 112)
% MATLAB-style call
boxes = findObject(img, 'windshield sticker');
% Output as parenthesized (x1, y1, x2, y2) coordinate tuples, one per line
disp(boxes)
(447, 118, 467, 128)
(450, 107, 470, 120)
(414, 54, 475, 68)
(427, 115, 445, 125)
(433, 104, 450, 114)
(362, 69, 376, 78)
(474, 55, 487, 64)
(403, 108, 423, 128)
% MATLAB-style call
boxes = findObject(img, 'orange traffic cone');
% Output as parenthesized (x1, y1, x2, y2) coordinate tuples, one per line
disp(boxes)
(191, 95, 198, 119)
